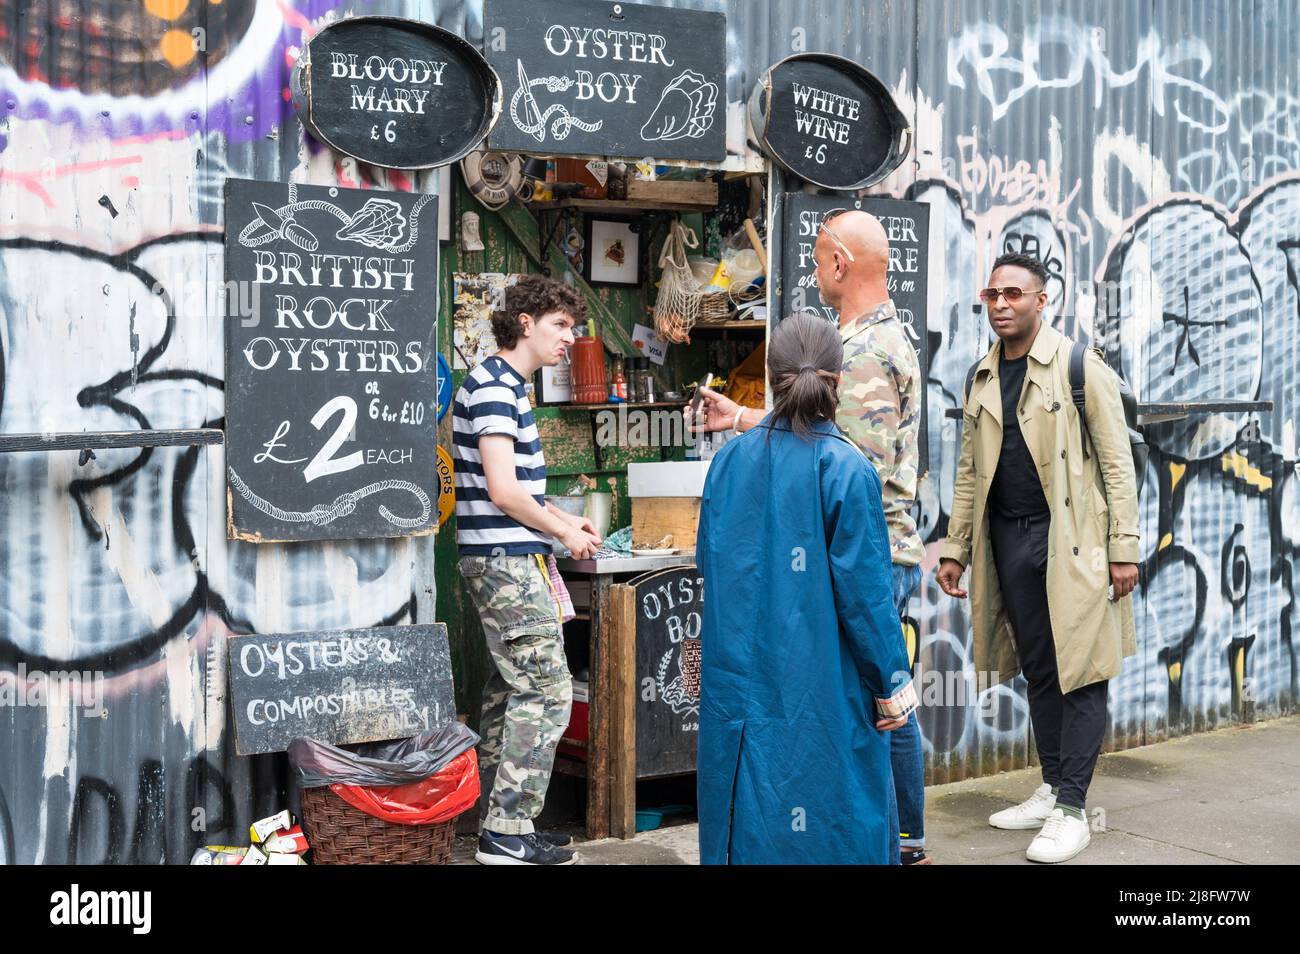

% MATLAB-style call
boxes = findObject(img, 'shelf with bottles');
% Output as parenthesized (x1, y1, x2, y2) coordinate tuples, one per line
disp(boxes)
(689, 320, 767, 332)
(550, 401, 690, 412)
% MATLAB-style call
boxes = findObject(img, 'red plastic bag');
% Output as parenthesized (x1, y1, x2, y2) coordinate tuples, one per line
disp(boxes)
(330, 749, 479, 826)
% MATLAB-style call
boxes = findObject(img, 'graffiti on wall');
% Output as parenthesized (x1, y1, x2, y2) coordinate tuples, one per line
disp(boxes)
(903, 10, 1299, 774)
(1, 0, 1299, 862)
(0, 0, 439, 864)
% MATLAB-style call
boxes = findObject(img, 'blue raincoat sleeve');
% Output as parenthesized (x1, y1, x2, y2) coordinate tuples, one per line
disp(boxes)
(821, 448, 911, 700)
(697, 471, 713, 588)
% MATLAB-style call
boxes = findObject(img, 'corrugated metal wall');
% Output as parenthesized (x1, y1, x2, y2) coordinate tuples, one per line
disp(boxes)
(0, 0, 452, 865)
(0, 0, 1295, 862)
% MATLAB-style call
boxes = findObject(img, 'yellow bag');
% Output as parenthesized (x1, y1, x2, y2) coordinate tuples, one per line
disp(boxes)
(726, 342, 766, 409)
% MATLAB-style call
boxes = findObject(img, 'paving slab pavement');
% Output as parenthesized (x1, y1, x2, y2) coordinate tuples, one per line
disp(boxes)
(454, 715, 1299, 865)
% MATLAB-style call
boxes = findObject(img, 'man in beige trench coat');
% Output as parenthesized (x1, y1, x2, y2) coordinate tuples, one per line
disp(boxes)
(936, 252, 1139, 863)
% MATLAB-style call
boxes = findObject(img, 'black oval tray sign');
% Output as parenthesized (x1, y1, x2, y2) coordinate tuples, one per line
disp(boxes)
(484, 0, 726, 162)
(632, 566, 703, 778)
(752, 53, 911, 190)
(223, 177, 440, 543)
(292, 16, 501, 170)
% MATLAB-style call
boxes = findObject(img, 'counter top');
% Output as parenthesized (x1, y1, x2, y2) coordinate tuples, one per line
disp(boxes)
(556, 551, 697, 575)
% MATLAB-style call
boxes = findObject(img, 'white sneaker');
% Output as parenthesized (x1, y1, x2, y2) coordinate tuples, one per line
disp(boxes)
(988, 782, 1057, 830)
(1026, 808, 1091, 863)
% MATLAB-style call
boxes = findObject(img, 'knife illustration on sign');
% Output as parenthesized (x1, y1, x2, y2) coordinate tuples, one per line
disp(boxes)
(508, 59, 602, 143)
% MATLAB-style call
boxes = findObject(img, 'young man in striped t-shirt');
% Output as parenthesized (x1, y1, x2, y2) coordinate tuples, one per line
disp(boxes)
(452, 274, 601, 865)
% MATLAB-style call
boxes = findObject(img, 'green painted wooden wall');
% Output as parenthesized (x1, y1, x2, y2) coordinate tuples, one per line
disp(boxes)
(434, 173, 707, 723)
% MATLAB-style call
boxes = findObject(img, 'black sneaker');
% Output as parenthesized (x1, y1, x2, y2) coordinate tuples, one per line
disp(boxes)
(534, 830, 574, 848)
(475, 831, 576, 865)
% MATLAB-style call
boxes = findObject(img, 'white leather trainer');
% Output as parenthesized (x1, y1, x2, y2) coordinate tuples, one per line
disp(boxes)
(988, 782, 1057, 830)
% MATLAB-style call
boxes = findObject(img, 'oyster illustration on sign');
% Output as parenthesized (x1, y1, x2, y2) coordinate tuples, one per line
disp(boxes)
(237, 182, 433, 255)
(641, 70, 717, 141)
(239, 201, 320, 251)
(335, 198, 408, 249)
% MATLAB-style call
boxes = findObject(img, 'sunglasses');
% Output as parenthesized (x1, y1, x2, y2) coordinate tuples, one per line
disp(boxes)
(978, 285, 1043, 304)
(818, 208, 855, 263)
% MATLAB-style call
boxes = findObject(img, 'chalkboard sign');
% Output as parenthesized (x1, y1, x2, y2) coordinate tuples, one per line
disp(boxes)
(227, 623, 456, 756)
(779, 193, 931, 471)
(291, 16, 501, 170)
(632, 566, 703, 778)
(752, 53, 910, 190)
(224, 178, 440, 542)
(484, 0, 726, 162)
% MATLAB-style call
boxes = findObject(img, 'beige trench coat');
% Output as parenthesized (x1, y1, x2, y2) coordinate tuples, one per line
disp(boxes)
(940, 322, 1139, 694)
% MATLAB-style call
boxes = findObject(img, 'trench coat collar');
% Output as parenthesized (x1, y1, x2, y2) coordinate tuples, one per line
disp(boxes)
(1027, 320, 1063, 367)
(971, 320, 1063, 426)
(1024, 322, 1064, 407)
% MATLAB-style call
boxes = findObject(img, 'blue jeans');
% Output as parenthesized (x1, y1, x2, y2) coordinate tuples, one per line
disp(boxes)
(890, 563, 925, 850)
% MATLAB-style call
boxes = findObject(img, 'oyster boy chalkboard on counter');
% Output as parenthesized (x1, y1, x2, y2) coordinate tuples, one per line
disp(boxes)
(224, 177, 440, 542)
(628, 566, 703, 778)
(484, 0, 726, 161)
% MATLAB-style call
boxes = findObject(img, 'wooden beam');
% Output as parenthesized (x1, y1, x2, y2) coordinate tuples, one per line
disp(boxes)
(496, 201, 638, 359)
(585, 575, 612, 840)
(526, 198, 713, 214)
(610, 583, 639, 839)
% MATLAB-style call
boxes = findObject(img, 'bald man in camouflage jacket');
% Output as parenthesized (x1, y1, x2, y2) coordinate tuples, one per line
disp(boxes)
(693, 210, 927, 864)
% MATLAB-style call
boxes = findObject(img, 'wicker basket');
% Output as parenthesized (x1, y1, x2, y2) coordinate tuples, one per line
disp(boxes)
(696, 282, 764, 324)
(299, 785, 459, 865)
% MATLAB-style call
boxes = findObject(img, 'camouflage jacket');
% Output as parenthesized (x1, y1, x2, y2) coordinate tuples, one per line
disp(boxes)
(837, 299, 924, 566)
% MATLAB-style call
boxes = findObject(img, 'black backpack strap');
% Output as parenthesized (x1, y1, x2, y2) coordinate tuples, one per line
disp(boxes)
(1069, 340, 1090, 459)
(964, 359, 980, 403)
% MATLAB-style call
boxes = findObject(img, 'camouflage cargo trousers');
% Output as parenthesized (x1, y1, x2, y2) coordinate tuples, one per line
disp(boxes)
(458, 553, 572, 835)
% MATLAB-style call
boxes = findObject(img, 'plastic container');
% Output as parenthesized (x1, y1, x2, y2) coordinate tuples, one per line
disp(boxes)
(688, 256, 720, 287)
(584, 493, 613, 540)
(635, 804, 694, 832)
(570, 336, 608, 404)
(727, 249, 763, 288)
(546, 495, 588, 555)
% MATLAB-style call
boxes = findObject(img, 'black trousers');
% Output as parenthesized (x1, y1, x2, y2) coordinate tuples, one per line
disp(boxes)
(988, 511, 1109, 810)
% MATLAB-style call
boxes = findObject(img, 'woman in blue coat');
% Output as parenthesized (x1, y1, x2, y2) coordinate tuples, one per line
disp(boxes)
(696, 314, 917, 865)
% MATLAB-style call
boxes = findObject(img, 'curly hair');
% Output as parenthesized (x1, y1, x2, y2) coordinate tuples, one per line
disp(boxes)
(492, 274, 587, 349)
(990, 252, 1050, 288)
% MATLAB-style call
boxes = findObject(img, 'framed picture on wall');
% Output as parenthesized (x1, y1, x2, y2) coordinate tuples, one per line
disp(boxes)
(584, 218, 640, 286)
(539, 353, 574, 403)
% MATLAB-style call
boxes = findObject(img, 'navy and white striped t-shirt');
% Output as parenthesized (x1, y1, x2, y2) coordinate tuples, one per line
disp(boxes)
(452, 355, 552, 556)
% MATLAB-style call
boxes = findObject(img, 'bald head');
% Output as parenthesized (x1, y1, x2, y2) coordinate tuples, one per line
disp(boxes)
(821, 211, 889, 269)
(813, 210, 891, 314)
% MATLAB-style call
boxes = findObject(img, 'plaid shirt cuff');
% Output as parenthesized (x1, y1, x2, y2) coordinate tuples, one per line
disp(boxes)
(876, 679, 918, 720)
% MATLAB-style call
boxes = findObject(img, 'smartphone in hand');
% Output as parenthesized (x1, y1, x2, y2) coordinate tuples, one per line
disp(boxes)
(689, 371, 713, 421)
